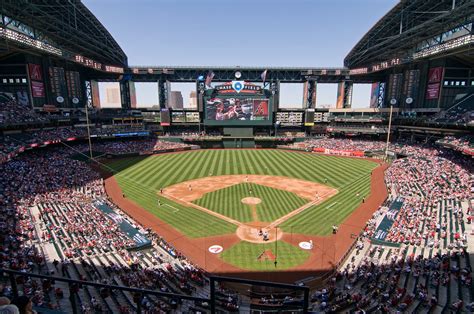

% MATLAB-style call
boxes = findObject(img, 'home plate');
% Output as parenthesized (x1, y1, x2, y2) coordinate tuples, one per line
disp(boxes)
(299, 241, 313, 250)
(208, 245, 223, 254)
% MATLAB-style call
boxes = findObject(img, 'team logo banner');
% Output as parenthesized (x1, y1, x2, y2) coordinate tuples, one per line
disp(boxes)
(232, 81, 245, 93)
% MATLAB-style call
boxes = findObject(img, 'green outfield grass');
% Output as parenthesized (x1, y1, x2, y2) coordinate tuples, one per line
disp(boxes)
(105, 149, 377, 238)
(193, 183, 307, 223)
(220, 241, 310, 271)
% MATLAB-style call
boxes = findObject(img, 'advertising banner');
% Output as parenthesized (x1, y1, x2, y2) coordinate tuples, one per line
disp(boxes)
(65, 71, 82, 106)
(28, 63, 43, 81)
(31, 81, 45, 98)
(428, 67, 443, 83)
(49, 67, 68, 106)
(160, 108, 171, 126)
(370, 83, 379, 108)
(426, 83, 440, 100)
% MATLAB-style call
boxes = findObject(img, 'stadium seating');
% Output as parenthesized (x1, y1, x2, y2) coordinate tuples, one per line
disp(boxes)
(433, 92, 474, 125)
(0, 137, 472, 313)
(0, 100, 49, 125)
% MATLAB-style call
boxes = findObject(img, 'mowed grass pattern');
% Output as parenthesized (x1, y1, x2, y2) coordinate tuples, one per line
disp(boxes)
(106, 150, 377, 237)
(220, 241, 310, 271)
(193, 183, 307, 223)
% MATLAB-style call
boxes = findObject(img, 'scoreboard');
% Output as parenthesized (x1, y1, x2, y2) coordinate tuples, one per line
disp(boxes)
(65, 71, 82, 107)
(49, 67, 68, 107)
(276, 111, 303, 126)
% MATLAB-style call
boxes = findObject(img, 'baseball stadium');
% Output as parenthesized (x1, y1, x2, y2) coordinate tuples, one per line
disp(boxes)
(0, 0, 473, 313)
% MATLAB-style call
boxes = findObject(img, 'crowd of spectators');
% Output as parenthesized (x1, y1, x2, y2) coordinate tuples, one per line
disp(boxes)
(309, 144, 473, 313)
(0, 100, 49, 125)
(285, 137, 388, 152)
(437, 135, 474, 156)
(89, 139, 195, 155)
(375, 148, 471, 245)
(1, 134, 473, 312)
(0, 147, 211, 312)
(0, 126, 198, 163)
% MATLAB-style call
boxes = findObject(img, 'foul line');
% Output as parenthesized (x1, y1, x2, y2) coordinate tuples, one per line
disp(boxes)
(164, 203, 180, 213)
(326, 202, 338, 210)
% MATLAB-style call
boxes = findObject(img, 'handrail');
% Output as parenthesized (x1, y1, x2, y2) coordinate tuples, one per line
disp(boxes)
(1, 268, 312, 313)
(0, 268, 210, 314)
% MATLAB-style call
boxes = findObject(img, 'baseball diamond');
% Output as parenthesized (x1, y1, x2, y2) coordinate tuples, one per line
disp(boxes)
(4, 1, 474, 312)
(104, 149, 383, 272)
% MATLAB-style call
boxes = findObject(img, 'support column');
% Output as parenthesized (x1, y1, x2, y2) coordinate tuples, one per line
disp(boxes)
(196, 79, 205, 112)
(158, 79, 169, 109)
(336, 81, 353, 108)
(303, 80, 317, 108)
(344, 81, 353, 108)
(120, 81, 131, 109)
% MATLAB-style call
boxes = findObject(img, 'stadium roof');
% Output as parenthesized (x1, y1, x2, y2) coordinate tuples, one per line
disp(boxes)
(0, 0, 127, 66)
(345, 0, 474, 68)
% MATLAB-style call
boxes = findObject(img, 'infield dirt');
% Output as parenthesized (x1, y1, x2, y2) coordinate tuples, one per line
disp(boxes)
(102, 153, 388, 284)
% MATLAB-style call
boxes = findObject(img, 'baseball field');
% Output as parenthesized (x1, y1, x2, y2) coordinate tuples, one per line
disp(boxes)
(103, 149, 385, 274)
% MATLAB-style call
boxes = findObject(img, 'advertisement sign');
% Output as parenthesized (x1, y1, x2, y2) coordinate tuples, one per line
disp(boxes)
(160, 108, 171, 126)
(428, 67, 443, 83)
(28, 64, 43, 81)
(49, 67, 68, 106)
(304, 109, 315, 126)
(426, 83, 440, 100)
(336, 82, 345, 108)
(370, 82, 379, 108)
(129, 81, 137, 108)
(28, 63, 44, 103)
(214, 81, 262, 95)
(31, 81, 45, 97)
(65, 71, 82, 105)
(91, 80, 100, 108)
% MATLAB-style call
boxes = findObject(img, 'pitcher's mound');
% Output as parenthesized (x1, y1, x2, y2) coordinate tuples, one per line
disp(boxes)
(241, 197, 262, 205)
(236, 223, 283, 243)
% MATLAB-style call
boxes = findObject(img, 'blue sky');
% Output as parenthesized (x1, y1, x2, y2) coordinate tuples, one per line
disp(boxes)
(84, 0, 398, 108)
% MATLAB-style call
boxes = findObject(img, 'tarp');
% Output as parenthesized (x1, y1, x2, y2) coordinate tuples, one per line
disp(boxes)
(94, 200, 152, 249)
(372, 198, 404, 241)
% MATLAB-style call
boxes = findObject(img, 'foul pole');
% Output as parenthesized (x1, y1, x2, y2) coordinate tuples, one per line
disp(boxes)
(84, 103, 93, 160)
(384, 105, 393, 161)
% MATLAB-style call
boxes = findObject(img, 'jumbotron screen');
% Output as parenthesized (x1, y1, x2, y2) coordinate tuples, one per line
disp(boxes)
(204, 97, 271, 126)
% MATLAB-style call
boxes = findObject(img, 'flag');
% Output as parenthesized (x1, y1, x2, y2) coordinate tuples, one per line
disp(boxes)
(261, 69, 268, 83)
(205, 71, 215, 87)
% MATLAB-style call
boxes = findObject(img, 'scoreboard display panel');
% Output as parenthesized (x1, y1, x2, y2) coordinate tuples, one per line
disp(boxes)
(204, 96, 272, 126)
(203, 81, 273, 126)
(172, 111, 186, 123)
(142, 111, 161, 123)
(185, 112, 200, 123)
(276, 111, 303, 126)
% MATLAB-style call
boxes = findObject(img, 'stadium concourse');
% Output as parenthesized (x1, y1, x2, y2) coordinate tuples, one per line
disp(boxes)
(0, 125, 472, 312)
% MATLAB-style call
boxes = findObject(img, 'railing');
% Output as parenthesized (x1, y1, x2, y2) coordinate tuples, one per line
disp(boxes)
(1, 268, 209, 314)
(1, 269, 311, 314)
